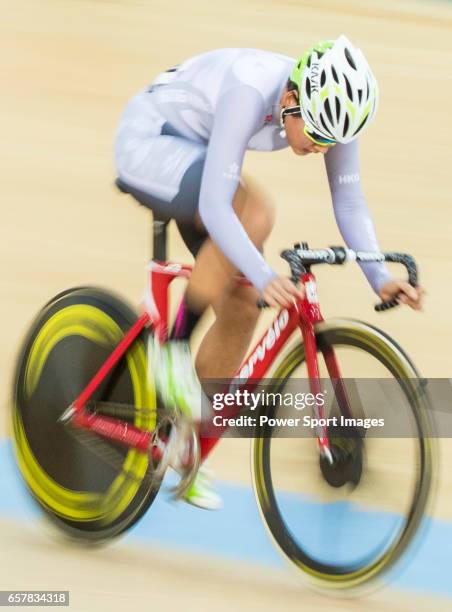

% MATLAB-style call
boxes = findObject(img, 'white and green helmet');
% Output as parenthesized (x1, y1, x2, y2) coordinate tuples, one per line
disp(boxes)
(290, 35, 379, 144)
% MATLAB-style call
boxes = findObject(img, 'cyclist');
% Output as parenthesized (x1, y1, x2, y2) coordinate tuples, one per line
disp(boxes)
(115, 35, 424, 509)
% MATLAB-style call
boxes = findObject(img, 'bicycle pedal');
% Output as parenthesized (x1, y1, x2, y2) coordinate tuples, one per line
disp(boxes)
(149, 416, 200, 498)
(167, 419, 201, 500)
(149, 415, 178, 480)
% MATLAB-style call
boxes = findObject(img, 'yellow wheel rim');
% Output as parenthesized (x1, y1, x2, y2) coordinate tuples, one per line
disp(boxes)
(13, 303, 156, 524)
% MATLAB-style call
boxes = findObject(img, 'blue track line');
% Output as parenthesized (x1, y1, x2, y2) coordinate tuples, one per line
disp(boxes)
(1, 440, 450, 598)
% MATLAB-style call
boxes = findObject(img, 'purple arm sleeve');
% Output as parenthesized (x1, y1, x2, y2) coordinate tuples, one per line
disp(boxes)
(198, 86, 277, 292)
(324, 140, 393, 294)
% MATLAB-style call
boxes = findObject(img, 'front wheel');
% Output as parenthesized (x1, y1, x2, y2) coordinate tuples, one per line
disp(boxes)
(252, 318, 434, 591)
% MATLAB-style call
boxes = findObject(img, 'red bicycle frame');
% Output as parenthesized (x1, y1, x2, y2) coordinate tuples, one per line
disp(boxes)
(64, 259, 349, 461)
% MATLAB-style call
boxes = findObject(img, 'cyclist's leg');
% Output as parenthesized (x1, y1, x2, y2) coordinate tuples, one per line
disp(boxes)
(187, 179, 275, 379)
(177, 181, 273, 510)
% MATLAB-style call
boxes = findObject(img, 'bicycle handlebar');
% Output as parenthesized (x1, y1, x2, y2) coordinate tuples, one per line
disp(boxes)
(257, 245, 418, 312)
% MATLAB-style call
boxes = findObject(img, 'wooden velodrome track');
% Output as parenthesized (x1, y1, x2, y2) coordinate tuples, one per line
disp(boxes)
(2, 0, 452, 609)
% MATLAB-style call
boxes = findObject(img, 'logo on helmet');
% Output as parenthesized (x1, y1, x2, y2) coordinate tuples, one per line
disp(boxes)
(310, 59, 320, 94)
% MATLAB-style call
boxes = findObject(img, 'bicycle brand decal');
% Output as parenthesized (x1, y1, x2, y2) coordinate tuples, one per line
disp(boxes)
(305, 281, 318, 304)
(162, 263, 182, 273)
(237, 309, 290, 381)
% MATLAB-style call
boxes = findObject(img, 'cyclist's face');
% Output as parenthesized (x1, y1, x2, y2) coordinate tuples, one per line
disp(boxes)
(281, 90, 331, 156)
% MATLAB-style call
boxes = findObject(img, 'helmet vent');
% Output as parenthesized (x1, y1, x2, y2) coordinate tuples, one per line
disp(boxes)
(335, 96, 341, 121)
(357, 88, 363, 104)
(307, 109, 315, 123)
(352, 115, 367, 138)
(343, 113, 350, 136)
(324, 98, 333, 124)
(307, 55, 312, 68)
(344, 75, 353, 101)
(332, 65, 339, 84)
(306, 78, 311, 99)
(320, 114, 330, 134)
(366, 81, 370, 100)
(344, 47, 357, 70)
(320, 70, 326, 87)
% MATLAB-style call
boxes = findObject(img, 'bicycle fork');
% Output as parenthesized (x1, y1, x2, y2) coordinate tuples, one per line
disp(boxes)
(297, 272, 353, 464)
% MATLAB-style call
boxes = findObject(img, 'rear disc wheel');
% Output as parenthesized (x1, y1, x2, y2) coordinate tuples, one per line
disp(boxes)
(12, 287, 159, 542)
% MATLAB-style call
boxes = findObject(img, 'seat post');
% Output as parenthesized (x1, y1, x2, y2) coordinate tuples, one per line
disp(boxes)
(114, 178, 170, 261)
(152, 217, 169, 261)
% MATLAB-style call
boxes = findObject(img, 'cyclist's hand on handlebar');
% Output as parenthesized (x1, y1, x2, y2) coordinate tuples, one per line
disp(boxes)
(262, 275, 304, 308)
(379, 280, 425, 311)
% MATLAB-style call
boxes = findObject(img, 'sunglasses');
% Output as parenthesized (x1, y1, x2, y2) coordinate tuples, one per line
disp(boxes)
(280, 105, 336, 147)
